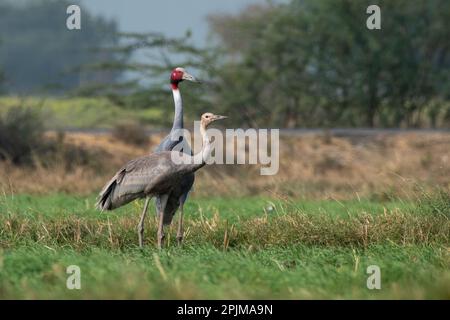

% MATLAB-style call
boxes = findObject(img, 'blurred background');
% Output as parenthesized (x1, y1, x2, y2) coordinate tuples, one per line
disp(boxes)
(0, 0, 449, 198)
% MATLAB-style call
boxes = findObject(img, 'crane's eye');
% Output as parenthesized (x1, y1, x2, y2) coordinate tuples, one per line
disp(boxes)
(205, 115, 210, 118)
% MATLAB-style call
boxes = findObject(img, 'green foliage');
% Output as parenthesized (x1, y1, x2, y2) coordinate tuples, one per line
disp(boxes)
(1, 0, 448, 128)
(0, 106, 46, 164)
(0, 101, 110, 167)
(84, 0, 450, 129)
(417, 188, 450, 218)
(0, 97, 164, 129)
(76, 31, 213, 122)
(207, 0, 450, 128)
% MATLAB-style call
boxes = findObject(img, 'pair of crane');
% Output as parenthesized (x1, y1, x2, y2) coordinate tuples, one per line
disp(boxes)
(96, 68, 226, 249)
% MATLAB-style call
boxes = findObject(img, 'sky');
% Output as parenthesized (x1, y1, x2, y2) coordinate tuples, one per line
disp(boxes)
(81, 0, 273, 46)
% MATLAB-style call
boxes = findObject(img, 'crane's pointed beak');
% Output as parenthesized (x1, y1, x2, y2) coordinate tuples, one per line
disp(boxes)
(213, 115, 227, 121)
(182, 71, 199, 83)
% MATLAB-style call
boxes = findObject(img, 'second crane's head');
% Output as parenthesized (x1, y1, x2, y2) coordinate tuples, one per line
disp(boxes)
(170, 67, 197, 89)
(201, 113, 227, 129)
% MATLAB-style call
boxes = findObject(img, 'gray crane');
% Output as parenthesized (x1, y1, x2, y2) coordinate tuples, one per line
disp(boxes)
(147, 67, 198, 246)
(102, 67, 197, 248)
(96, 113, 227, 248)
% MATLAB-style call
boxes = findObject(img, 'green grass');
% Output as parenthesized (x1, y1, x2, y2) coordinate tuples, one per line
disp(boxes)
(0, 97, 164, 129)
(0, 194, 449, 299)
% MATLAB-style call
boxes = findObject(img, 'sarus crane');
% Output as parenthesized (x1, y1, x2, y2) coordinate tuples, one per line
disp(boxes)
(99, 67, 197, 247)
(96, 113, 227, 248)
(149, 67, 198, 246)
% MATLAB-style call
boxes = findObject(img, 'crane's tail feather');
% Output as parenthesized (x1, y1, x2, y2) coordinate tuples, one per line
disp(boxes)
(96, 170, 145, 211)
(95, 178, 117, 211)
(96, 169, 127, 211)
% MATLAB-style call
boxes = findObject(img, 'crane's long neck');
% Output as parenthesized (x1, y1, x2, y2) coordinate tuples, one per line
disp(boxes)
(191, 122, 211, 170)
(171, 85, 183, 131)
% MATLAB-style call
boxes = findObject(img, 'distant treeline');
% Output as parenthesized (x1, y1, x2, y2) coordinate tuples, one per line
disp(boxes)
(0, 0, 449, 128)
(207, 0, 450, 128)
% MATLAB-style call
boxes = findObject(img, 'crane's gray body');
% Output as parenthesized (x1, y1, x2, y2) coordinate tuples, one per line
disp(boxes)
(154, 134, 195, 225)
(96, 151, 200, 215)
(97, 83, 195, 225)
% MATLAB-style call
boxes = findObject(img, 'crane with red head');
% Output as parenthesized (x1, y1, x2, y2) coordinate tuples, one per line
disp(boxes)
(98, 67, 200, 247)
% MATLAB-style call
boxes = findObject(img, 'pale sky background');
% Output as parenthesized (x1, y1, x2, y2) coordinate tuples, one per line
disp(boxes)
(81, 0, 278, 46)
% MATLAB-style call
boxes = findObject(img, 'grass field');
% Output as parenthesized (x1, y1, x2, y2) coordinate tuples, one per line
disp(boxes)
(0, 130, 449, 299)
(0, 97, 165, 129)
(0, 193, 448, 299)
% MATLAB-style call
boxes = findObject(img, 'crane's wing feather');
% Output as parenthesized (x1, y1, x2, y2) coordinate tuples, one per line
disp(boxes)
(96, 154, 172, 210)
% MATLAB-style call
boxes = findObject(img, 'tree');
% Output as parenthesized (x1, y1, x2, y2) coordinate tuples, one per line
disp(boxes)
(75, 31, 215, 127)
(63, 0, 450, 129)
(207, 0, 450, 128)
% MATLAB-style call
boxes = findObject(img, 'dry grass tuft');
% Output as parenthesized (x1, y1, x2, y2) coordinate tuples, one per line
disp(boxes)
(1, 203, 448, 250)
(112, 122, 149, 147)
(0, 132, 449, 198)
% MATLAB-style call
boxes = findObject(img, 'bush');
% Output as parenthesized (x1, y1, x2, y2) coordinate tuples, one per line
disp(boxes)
(112, 122, 148, 146)
(0, 106, 112, 169)
(0, 106, 46, 164)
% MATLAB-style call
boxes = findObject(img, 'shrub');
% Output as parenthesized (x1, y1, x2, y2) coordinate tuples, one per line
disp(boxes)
(112, 122, 148, 147)
(0, 106, 46, 164)
(0, 106, 112, 169)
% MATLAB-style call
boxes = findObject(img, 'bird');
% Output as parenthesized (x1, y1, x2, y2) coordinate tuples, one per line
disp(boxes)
(97, 66, 198, 248)
(148, 67, 198, 246)
(96, 113, 227, 249)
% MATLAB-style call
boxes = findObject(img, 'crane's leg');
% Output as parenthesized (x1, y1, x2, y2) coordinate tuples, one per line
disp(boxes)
(157, 194, 169, 249)
(176, 200, 185, 245)
(138, 198, 150, 248)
